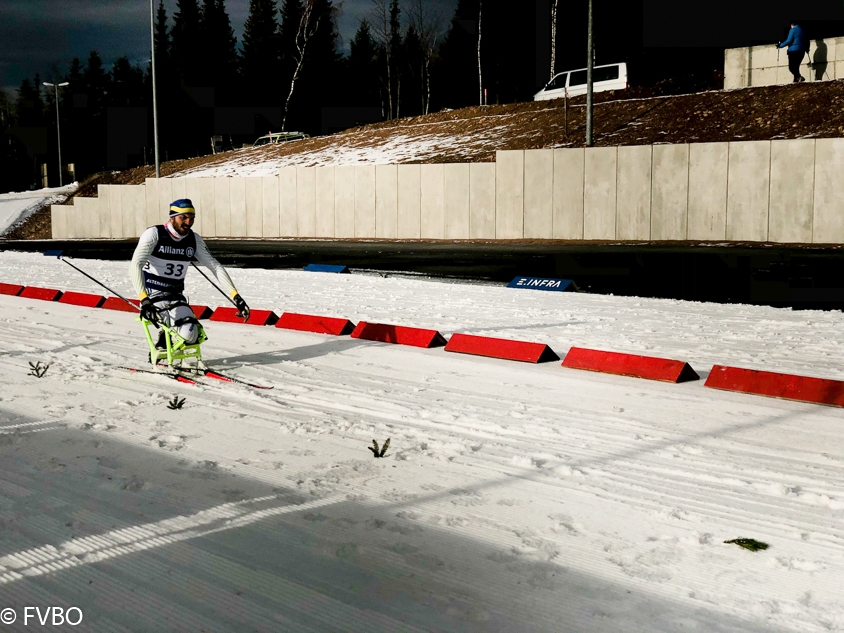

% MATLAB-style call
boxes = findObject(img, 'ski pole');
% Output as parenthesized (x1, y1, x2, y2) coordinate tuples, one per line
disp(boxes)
(189, 262, 244, 315)
(44, 250, 139, 312)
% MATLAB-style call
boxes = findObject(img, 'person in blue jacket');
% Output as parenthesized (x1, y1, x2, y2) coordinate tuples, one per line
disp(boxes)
(778, 21, 809, 83)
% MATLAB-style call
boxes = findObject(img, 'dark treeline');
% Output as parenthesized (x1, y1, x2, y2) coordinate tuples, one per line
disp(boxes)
(3, 0, 666, 193)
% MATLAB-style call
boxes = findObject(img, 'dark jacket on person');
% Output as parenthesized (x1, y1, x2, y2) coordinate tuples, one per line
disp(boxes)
(779, 25, 808, 52)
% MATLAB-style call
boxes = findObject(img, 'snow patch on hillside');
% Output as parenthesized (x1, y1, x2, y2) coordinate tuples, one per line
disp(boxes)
(0, 183, 77, 235)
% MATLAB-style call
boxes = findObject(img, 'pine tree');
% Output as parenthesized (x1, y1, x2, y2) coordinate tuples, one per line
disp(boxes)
(199, 0, 239, 95)
(110, 57, 146, 107)
(241, 0, 281, 105)
(15, 77, 45, 127)
(348, 19, 380, 109)
(172, 0, 203, 86)
(437, 0, 480, 108)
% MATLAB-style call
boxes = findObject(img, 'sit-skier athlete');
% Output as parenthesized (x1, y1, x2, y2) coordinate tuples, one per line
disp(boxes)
(129, 198, 250, 361)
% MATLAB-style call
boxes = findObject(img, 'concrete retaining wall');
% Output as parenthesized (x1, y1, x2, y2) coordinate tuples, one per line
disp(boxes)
(51, 138, 844, 245)
(724, 37, 844, 89)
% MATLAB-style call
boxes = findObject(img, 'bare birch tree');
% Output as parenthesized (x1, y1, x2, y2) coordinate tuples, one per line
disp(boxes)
(282, 0, 323, 131)
(477, 0, 483, 105)
(550, 0, 559, 80)
(369, 0, 393, 119)
(407, 0, 443, 115)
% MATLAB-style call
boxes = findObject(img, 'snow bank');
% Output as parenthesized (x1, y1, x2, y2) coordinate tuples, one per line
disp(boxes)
(0, 183, 77, 235)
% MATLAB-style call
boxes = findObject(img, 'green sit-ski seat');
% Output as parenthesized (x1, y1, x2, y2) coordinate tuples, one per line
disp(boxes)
(139, 317, 207, 368)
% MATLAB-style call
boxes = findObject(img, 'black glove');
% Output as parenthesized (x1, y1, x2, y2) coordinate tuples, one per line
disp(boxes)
(233, 294, 250, 321)
(140, 297, 160, 325)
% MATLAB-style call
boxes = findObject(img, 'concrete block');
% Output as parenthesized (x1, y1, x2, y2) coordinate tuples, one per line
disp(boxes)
(69, 197, 92, 238)
(171, 177, 186, 202)
(50, 205, 67, 239)
(124, 185, 148, 238)
(263, 175, 281, 237)
(244, 177, 263, 238)
(616, 145, 652, 240)
(836, 37, 844, 61)
(197, 178, 216, 237)
(726, 141, 770, 241)
(296, 167, 316, 237)
(776, 64, 794, 85)
(552, 148, 584, 239)
(228, 176, 247, 237)
(769, 139, 814, 243)
(75, 201, 94, 239)
(157, 178, 174, 218)
(184, 178, 203, 235)
(355, 165, 376, 238)
(469, 163, 496, 238)
(214, 178, 231, 237)
(651, 144, 689, 240)
(754, 67, 778, 86)
(144, 179, 159, 228)
(397, 164, 421, 238)
(315, 166, 335, 237)
(334, 165, 355, 238)
(836, 61, 844, 80)
(375, 164, 398, 238)
(523, 149, 553, 239)
(279, 167, 297, 237)
(495, 150, 524, 239)
(749, 44, 777, 68)
(444, 163, 470, 239)
(97, 185, 119, 238)
(687, 142, 728, 241)
(420, 164, 445, 238)
(813, 138, 844, 243)
(724, 48, 749, 89)
(583, 147, 617, 240)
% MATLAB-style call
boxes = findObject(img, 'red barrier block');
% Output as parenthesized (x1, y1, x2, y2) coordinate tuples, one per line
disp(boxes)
(190, 305, 213, 320)
(210, 307, 278, 326)
(705, 365, 844, 407)
(58, 291, 106, 308)
(562, 347, 699, 383)
(276, 312, 355, 336)
(102, 297, 139, 312)
(351, 321, 446, 348)
(19, 286, 63, 302)
(0, 283, 24, 296)
(445, 333, 559, 363)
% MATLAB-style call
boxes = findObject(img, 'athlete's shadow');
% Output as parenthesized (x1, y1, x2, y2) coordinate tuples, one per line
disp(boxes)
(210, 337, 365, 367)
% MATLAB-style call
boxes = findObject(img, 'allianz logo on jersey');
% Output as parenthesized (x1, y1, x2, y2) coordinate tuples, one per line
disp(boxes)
(157, 245, 195, 258)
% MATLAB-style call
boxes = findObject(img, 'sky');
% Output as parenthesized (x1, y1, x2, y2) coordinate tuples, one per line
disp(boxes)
(0, 0, 457, 95)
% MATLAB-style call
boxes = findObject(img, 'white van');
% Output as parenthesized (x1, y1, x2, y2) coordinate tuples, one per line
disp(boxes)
(534, 62, 628, 100)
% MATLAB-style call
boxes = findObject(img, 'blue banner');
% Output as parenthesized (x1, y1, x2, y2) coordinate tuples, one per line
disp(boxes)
(508, 276, 574, 292)
(304, 264, 350, 274)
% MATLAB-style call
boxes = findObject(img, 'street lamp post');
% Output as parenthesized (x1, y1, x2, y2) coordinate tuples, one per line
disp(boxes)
(585, 0, 594, 147)
(150, 0, 161, 178)
(43, 81, 69, 187)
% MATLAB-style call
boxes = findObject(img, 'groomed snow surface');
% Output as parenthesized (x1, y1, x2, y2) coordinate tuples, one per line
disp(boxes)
(1, 250, 843, 632)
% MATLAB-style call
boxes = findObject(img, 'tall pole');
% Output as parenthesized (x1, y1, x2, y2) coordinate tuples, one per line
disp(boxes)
(43, 82, 69, 187)
(150, 0, 161, 178)
(585, 0, 594, 147)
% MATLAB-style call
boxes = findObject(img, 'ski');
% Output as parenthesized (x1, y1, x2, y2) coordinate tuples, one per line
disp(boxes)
(155, 362, 273, 390)
(119, 366, 203, 385)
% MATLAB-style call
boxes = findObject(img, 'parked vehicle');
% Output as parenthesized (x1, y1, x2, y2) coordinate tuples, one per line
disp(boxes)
(534, 62, 628, 100)
(251, 131, 310, 147)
